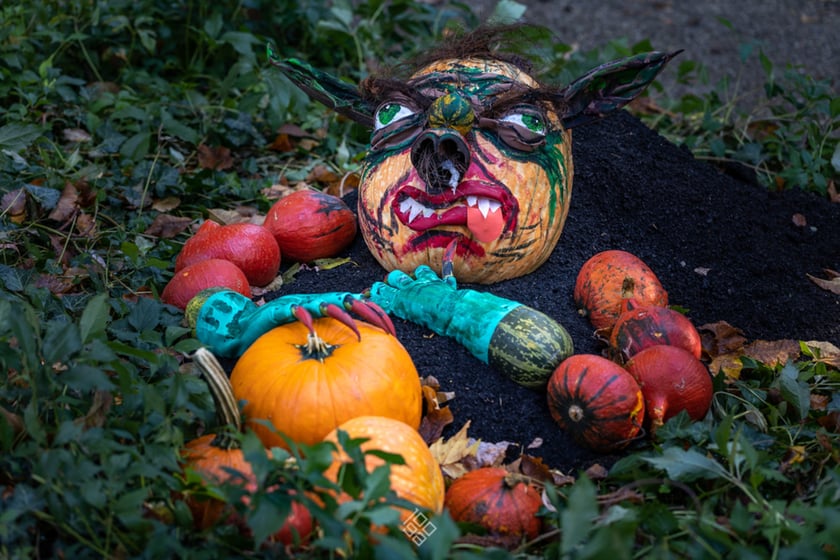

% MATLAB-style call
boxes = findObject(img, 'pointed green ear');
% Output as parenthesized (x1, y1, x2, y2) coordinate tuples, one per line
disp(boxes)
(267, 44, 375, 127)
(556, 50, 682, 129)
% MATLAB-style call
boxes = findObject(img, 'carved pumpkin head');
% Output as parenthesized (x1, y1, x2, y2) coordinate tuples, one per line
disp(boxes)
(270, 27, 678, 283)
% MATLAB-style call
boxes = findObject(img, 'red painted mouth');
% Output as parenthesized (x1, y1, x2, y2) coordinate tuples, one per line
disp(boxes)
(391, 180, 518, 245)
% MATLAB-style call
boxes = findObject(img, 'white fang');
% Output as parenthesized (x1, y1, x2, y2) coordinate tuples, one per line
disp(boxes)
(466, 196, 501, 218)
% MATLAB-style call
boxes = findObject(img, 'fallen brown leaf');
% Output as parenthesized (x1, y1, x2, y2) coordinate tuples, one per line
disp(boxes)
(144, 214, 193, 239)
(75, 212, 97, 238)
(807, 269, 840, 295)
(473, 440, 513, 468)
(268, 133, 295, 152)
(418, 376, 455, 445)
(63, 128, 92, 143)
(47, 234, 75, 266)
(260, 181, 306, 202)
(708, 352, 745, 379)
(48, 182, 80, 223)
(206, 206, 261, 225)
(306, 164, 340, 184)
(1, 188, 27, 224)
(699, 321, 748, 357)
(323, 172, 360, 198)
(742, 339, 801, 367)
(151, 196, 182, 212)
(791, 213, 807, 227)
(583, 463, 609, 481)
(509, 454, 554, 484)
(827, 180, 839, 203)
(277, 123, 311, 138)
(428, 421, 479, 480)
(803, 340, 840, 368)
(197, 144, 234, 170)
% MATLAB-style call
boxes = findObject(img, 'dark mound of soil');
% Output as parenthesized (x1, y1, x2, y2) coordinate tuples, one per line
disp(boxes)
(271, 111, 840, 471)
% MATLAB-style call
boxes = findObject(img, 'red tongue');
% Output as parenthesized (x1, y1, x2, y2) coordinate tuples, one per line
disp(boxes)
(467, 204, 505, 243)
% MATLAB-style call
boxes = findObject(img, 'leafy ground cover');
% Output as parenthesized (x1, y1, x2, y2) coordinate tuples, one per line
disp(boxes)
(1, 1, 838, 558)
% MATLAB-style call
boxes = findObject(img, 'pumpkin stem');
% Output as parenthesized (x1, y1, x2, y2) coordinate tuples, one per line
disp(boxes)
(192, 348, 242, 449)
(299, 330, 337, 362)
(293, 305, 338, 362)
(568, 404, 585, 423)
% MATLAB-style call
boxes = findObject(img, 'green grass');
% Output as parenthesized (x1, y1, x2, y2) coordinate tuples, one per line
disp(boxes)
(1, 1, 839, 558)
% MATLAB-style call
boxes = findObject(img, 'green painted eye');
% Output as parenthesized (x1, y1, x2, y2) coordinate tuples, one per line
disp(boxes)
(500, 111, 547, 136)
(374, 103, 416, 130)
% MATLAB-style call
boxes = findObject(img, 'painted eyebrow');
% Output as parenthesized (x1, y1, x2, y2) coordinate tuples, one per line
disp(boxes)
(361, 72, 554, 118)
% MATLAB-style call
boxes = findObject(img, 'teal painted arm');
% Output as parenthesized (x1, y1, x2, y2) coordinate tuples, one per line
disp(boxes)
(368, 266, 521, 364)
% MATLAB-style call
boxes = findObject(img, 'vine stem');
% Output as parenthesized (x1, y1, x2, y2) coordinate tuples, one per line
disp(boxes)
(192, 347, 241, 435)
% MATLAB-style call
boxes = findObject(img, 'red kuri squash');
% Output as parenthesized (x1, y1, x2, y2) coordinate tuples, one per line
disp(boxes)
(609, 305, 702, 361)
(264, 189, 357, 262)
(547, 354, 645, 451)
(162, 259, 251, 310)
(175, 222, 281, 287)
(624, 345, 713, 434)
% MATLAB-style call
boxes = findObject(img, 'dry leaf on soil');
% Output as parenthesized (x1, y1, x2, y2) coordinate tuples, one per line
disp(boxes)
(807, 269, 840, 295)
(418, 375, 455, 445)
(743, 339, 801, 367)
(803, 340, 840, 368)
(428, 421, 479, 480)
(151, 196, 181, 212)
(48, 182, 81, 223)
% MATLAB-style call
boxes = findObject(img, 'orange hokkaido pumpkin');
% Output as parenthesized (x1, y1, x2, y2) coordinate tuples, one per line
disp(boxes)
(444, 467, 543, 540)
(322, 415, 445, 520)
(230, 318, 422, 448)
(574, 250, 669, 332)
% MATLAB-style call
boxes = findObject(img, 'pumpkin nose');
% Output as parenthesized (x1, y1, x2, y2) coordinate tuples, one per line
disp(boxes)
(410, 130, 471, 194)
(428, 92, 475, 135)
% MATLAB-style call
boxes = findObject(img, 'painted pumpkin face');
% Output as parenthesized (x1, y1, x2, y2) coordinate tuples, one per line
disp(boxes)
(358, 58, 572, 283)
(269, 33, 677, 284)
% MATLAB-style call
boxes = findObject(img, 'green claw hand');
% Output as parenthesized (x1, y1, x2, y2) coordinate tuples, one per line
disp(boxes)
(190, 289, 365, 358)
(368, 265, 521, 364)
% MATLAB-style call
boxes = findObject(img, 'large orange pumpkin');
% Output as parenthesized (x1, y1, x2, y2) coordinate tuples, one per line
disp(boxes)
(230, 318, 422, 448)
(322, 415, 445, 520)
